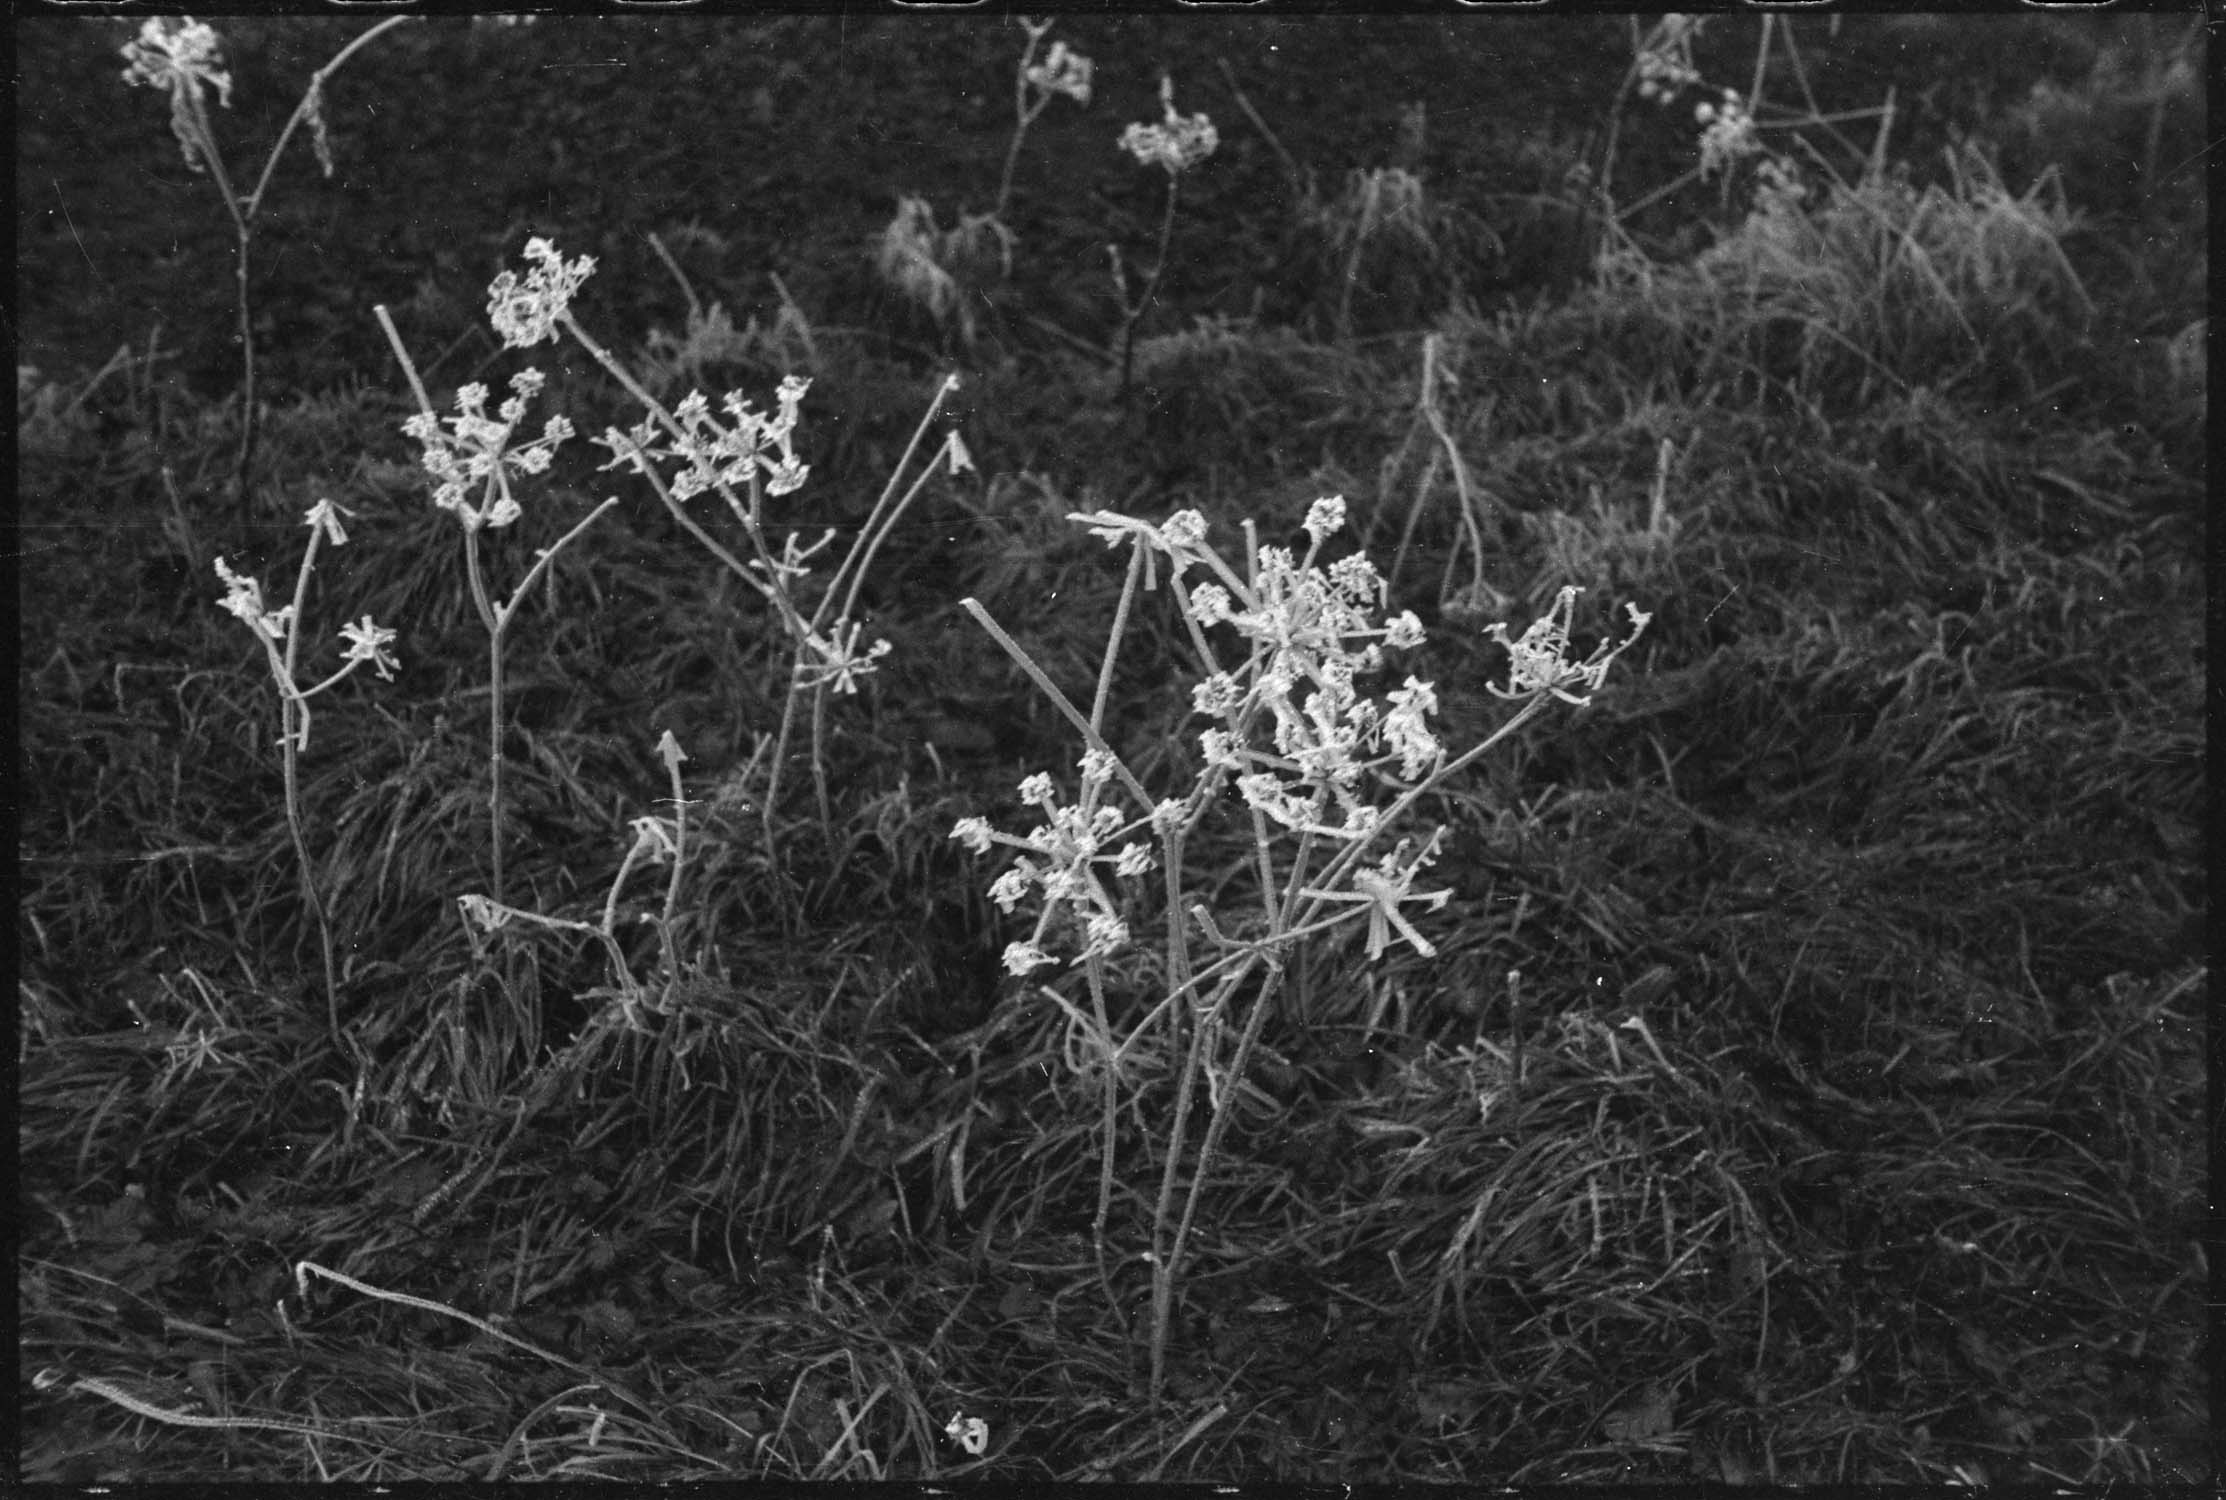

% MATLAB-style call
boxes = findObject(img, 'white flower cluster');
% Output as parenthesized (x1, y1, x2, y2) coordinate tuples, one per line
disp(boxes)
(951, 751, 1160, 977)
(953, 497, 1456, 974)
(1024, 39, 1093, 106)
(1634, 15, 1704, 105)
(119, 17, 232, 174)
(487, 237, 597, 350)
(1179, 503, 1436, 844)
(1485, 585, 1651, 706)
(1120, 76, 1218, 175)
(401, 369, 575, 529)
(1695, 90, 1761, 179)
(596, 376, 811, 502)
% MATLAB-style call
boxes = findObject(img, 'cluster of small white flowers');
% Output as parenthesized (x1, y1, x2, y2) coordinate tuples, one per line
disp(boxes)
(1120, 76, 1218, 175)
(401, 369, 574, 529)
(1695, 90, 1761, 180)
(1199, 514, 1437, 842)
(1634, 15, 1704, 105)
(950, 751, 1156, 976)
(1751, 155, 1808, 218)
(954, 498, 1458, 970)
(119, 17, 233, 174)
(596, 376, 811, 503)
(1024, 39, 1093, 106)
(487, 237, 597, 350)
(1485, 585, 1651, 706)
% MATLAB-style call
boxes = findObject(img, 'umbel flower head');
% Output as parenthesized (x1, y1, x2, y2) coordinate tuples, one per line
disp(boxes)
(120, 17, 233, 174)
(488, 238, 597, 349)
(1024, 40, 1093, 106)
(1120, 75, 1218, 175)
(402, 368, 575, 529)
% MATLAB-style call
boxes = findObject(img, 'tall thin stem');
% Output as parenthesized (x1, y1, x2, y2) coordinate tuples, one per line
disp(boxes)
(1119, 178, 1182, 403)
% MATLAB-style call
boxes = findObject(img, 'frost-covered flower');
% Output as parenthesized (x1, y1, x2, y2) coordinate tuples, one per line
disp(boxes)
(1634, 15, 1704, 105)
(404, 370, 573, 527)
(1486, 586, 1652, 705)
(487, 238, 597, 349)
(214, 557, 291, 643)
(120, 18, 232, 174)
(1024, 40, 1093, 106)
(338, 616, 400, 681)
(946, 1410, 990, 1457)
(1696, 90, 1760, 179)
(598, 376, 812, 505)
(1003, 941, 1055, 977)
(1120, 76, 1218, 175)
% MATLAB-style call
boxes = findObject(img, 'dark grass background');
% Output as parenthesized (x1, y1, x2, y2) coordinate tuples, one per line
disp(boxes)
(15, 11, 2210, 1483)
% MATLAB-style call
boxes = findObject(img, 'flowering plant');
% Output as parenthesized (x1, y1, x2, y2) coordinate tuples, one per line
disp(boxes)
(1111, 75, 1218, 398)
(380, 237, 966, 999)
(954, 496, 1648, 1401)
(1119, 74, 1220, 176)
(212, 500, 401, 1043)
(120, 14, 416, 524)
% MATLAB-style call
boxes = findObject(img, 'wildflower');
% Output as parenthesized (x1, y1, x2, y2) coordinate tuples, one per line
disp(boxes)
(946, 1411, 990, 1456)
(1187, 581, 1235, 626)
(1696, 90, 1760, 179)
(1379, 677, 1441, 778)
(1018, 772, 1058, 807)
(1120, 76, 1218, 175)
(1078, 747, 1120, 787)
(487, 238, 597, 349)
(1023, 40, 1093, 106)
(951, 816, 997, 854)
(1192, 673, 1244, 717)
(337, 616, 400, 680)
(405, 373, 573, 528)
(1303, 495, 1347, 543)
(1003, 941, 1055, 977)
(1083, 913, 1130, 959)
(1485, 586, 1652, 705)
(1634, 15, 1704, 105)
(602, 377, 811, 504)
(214, 557, 292, 643)
(120, 17, 233, 175)
(987, 862, 1037, 911)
